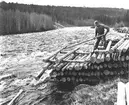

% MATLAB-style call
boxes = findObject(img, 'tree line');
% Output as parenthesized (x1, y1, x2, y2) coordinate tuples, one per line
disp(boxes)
(0, 1, 129, 35)
(0, 2, 54, 35)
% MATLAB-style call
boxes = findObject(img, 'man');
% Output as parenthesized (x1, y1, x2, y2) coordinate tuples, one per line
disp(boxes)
(94, 20, 110, 50)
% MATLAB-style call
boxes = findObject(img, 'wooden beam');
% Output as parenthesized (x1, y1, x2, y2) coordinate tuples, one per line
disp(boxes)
(58, 47, 79, 63)
(63, 59, 89, 63)
(106, 40, 112, 52)
(93, 49, 109, 53)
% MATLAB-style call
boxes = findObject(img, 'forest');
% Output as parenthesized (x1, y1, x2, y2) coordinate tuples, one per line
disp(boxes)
(0, 1, 129, 35)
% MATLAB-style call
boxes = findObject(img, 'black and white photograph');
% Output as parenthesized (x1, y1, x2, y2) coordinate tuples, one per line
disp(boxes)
(0, 0, 129, 105)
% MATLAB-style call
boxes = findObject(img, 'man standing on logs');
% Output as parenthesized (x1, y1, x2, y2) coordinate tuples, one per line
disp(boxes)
(94, 20, 110, 50)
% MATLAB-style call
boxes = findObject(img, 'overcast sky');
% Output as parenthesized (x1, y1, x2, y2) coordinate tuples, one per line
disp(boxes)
(1, 0, 129, 9)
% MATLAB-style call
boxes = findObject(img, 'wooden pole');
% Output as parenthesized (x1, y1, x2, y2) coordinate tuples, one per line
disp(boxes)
(8, 89, 24, 105)
(106, 40, 112, 52)
(36, 63, 53, 80)
(0, 74, 16, 81)
(94, 50, 108, 53)
(63, 59, 88, 63)
(43, 46, 67, 62)
(117, 82, 126, 105)
(66, 35, 104, 49)
(58, 47, 79, 63)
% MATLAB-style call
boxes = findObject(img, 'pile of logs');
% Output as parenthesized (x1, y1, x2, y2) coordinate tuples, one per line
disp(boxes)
(49, 37, 129, 86)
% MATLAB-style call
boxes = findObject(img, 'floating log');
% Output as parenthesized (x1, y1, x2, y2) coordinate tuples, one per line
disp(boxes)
(0, 74, 16, 81)
(36, 63, 53, 80)
(8, 89, 24, 105)
(117, 82, 126, 105)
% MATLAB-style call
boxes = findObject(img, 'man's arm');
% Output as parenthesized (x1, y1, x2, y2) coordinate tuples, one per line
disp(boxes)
(104, 25, 110, 35)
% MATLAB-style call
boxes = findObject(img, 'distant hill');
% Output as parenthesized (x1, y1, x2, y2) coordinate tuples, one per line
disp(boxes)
(0, 1, 129, 35)
(0, 1, 127, 23)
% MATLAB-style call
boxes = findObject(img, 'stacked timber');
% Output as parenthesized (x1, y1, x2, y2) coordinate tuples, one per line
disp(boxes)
(49, 37, 129, 86)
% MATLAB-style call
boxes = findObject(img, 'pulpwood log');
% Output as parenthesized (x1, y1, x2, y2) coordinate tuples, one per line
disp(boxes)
(110, 37, 125, 52)
(116, 40, 129, 52)
(74, 54, 89, 70)
(105, 53, 110, 61)
(96, 53, 103, 64)
(90, 53, 97, 63)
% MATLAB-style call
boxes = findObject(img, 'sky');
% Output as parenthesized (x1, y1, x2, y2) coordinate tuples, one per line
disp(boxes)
(1, 0, 129, 9)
